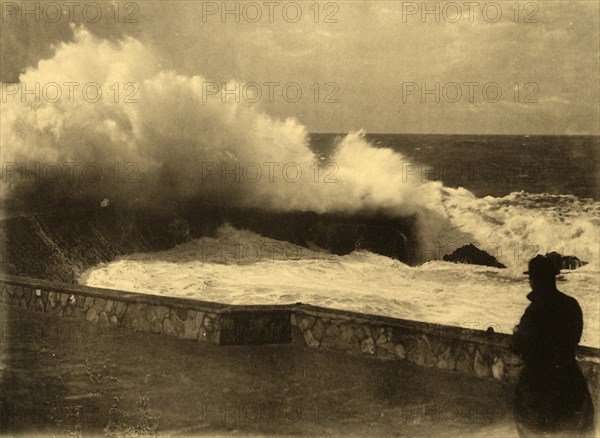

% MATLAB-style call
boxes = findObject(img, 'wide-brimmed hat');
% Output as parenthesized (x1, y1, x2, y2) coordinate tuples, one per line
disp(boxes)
(523, 254, 560, 277)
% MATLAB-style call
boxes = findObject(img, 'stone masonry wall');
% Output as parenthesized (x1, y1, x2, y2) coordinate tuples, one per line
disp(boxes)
(291, 305, 600, 407)
(0, 275, 293, 346)
(1, 275, 598, 406)
(1, 276, 224, 344)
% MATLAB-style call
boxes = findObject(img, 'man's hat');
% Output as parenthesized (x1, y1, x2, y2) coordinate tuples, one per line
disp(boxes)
(523, 254, 560, 277)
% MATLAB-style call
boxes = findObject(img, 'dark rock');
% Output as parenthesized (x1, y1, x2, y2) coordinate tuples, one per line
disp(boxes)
(0, 203, 417, 283)
(545, 251, 588, 270)
(443, 244, 506, 268)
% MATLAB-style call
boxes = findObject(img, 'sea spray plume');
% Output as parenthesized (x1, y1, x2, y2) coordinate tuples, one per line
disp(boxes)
(0, 27, 462, 244)
(0, 27, 158, 207)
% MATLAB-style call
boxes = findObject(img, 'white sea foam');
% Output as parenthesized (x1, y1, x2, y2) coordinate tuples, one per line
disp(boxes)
(80, 224, 600, 348)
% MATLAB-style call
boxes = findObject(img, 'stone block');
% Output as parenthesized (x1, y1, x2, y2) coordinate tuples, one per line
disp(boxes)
(150, 305, 170, 321)
(17, 288, 30, 307)
(182, 311, 203, 340)
(83, 296, 93, 311)
(5, 284, 15, 299)
(145, 306, 169, 334)
(63, 305, 74, 317)
(20, 287, 33, 305)
(339, 325, 354, 344)
(73, 293, 84, 308)
(52, 302, 64, 315)
(313, 320, 325, 341)
(325, 322, 340, 338)
(436, 347, 456, 370)
(199, 312, 218, 342)
(290, 313, 297, 326)
(86, 309, 99, 323)
(19, 297, 28, 309)
(12, 286, 23, 299)
(122, 304, 150, 332)
(9, 289, 18, 305)
(150, 319, 163, 334)
(455, 345, 474, 375)
(201, 314, 220, 344)
(115, 301, 127, 317)
(92, 298, 107, 313)
(360, 337, 376, 355)
(354, 326, 368, 341)
(376, 332, 388, 346)
(477, 343, 492, 357)
(70, 307, 86, 320)
(46, 291, 59, 310)
(395, 344, 406, 359)
(104, 300, 115, 314)
(130, 314, 151, 333)
(175, 308, 188, 321)
(98, 312, 109, 326)
(0, 285, 8, 303)
(163, 317, 180, 338)
(408, 336, 436, 368)
(492, 357, 505, 380)
(474, 349, 493, 378)
(35, 298, 45, 313)
(304, 330, 320, 348)
(298, 315, 316, 331)
(8, 285, 21, 305)
(59, 293, 69, 306)
(320, 323, 342, 349)
(376, 342, 396, 359)
(427, 336, 448, 357)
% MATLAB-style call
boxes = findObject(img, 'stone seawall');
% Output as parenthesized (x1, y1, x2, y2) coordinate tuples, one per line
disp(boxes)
(291, 306, 599, 392)
(1, 274, 598, 406)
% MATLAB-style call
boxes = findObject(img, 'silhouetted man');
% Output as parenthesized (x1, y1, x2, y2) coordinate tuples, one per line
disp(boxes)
(512, 255, 595, 437)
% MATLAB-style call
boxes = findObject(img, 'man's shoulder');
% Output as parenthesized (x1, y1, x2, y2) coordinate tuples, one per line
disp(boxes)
(556, 291, 582, 312)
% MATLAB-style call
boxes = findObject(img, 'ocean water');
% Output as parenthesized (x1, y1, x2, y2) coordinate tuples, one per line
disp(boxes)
(80, 134, 600, 348)
(353, 134, 600, 199)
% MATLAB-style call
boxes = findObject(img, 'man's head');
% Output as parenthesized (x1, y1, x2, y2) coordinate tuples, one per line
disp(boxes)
(524, 254, 560, 292)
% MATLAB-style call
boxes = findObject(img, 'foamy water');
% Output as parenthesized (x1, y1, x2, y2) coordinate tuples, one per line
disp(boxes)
(80, 224, 600, 348)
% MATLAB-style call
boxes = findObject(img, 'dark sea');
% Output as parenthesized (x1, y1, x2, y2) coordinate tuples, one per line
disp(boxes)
(311, 134, 600, 199)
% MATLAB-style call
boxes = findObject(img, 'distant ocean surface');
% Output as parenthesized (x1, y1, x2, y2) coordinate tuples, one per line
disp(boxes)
(312, 134, 600, 199)
(80, 134, 600, 348)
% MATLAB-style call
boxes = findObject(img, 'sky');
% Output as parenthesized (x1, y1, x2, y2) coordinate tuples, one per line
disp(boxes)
(1, 0, 599, 135)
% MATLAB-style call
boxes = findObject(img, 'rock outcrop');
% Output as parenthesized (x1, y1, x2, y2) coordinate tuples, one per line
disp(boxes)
(0, 201, 416, 283)
(443, 244, 506, 269)
(545, 251, 588, 270)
